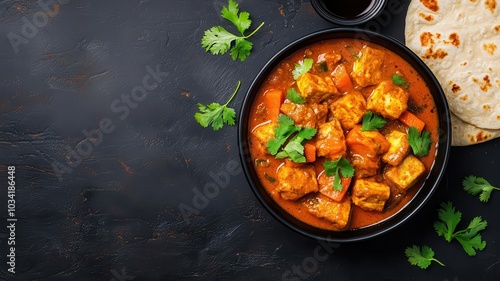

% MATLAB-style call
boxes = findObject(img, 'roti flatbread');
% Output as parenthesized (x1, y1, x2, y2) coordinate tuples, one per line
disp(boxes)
(451, 112, 500, 146)
(405, 0, 500, 144)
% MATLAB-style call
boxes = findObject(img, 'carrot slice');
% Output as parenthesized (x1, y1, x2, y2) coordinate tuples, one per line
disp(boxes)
(304, 142, 316, 163)
(319, 175, 352, 202)
(263, 89, 284, 121)
(332, 64, 353, 93)
(399, 111, 425, 133)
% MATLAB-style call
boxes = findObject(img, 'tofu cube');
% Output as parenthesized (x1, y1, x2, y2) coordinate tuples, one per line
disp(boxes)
(303, 194, 351, 230)
(277, 164, 318, 200)
(351, 178, 391, 212)
(330, 91, 367, 130)
(351, 46, 385, 87)
(382, 130, 410, 166)
(280, 102, 318, 128)
(367, 80, 409, 119)
(384, 155, 426, 190)
(296, 73, 338, 102)
(315, 119, 347, 160)
(250, 122, 276, 155)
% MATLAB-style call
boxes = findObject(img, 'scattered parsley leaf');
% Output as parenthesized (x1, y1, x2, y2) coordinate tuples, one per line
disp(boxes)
(463, 175, 500, 203)
(286, 88, 306, 104)
(201, 0, 265, 61)
(323, 157, 354, 191)
(267, 114, 317, 163)
(392, 73, 409, 89)
(292, 58, 314, 80)
(361, 111, 386, 131)
(408, 126, 431, 157)
(405, 245, 445, 269)
(433, 201, 487, 256)
(194, 81, 240, 131)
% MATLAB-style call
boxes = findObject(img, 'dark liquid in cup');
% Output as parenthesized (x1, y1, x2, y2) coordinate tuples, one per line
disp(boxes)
(322, 0, 376, 20)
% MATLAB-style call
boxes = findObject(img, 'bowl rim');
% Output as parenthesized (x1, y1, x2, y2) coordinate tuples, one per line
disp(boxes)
(238, 28, 451, 243)
(310, 0, 388, 26)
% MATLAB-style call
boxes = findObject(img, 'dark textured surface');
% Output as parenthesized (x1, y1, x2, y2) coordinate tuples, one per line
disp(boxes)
(0, 0, 499, 280)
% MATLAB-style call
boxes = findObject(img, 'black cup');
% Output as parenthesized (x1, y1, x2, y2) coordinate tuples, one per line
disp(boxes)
(311, 0, 388, 26)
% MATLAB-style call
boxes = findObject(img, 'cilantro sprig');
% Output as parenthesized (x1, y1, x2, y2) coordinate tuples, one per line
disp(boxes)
(463, 175, 500, 203)
(433, 201, 487, 256)
(408, 126, 431, 157)
(286, 88, 306, 104)
(266, 114, 317, 163)
(392, 73, 409, 89)
(201, 0, 265, 61)
(323, 157, 354, 191)
(405, 245, 445, 269)
(194, 81, 240, 131)
(361, 111, 386, 131)
(292, 58, 313, 80)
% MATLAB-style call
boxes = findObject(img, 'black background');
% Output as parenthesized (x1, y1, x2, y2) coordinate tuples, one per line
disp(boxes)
(1, 0, 499, 280)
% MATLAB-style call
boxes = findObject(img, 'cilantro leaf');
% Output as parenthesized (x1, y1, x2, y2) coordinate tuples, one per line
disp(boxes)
(292, 58, 314, 80)
(194, 81, 240, 131)
(454, 217, 488, 256)
(201, 0, 264, 61)
(392, 73, 409, 89)
(267, 114, 317, 163)
(434, 201, 461, 242)
(221, 0, 251, 35)
(408, 126, 432, 157)
(463, 175, 500, 203)
(201, 26, 240, 55)
(361, 111, 386, 131)
(323, 158, 354, 191)
(230, 38, 253, 61)
(405, 245, 445, 269)
(286, 88, 306, 104)
(433, 201, 488, 256)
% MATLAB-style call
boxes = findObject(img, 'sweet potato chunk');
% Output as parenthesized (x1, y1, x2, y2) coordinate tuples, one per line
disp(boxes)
(351, 178, 390, 212)
(382, 130, 410, 166)
(303, 194, 351, 230)
(330, 91, 367, 130)
(250, 122, 275, 155)
(315, 119, 347, 160)
(277, 164, 318, 200)
(367, 80, 409, 119)
(351, 46, 385, 87)
(384, 155, 426, 190)
(296, 73, 338, 103)
(346, 125, 390, 178)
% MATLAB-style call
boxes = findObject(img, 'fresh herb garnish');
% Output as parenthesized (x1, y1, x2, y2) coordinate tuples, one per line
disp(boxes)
(194, 81, 240, 131)
(292, 58, 314, 80)
(392, 73, 409, 89)
(463, 175, 500, 203)
(408, 126, 431, 157)
(405, 245, 445, 269)
(434, 201, 487, 256)
(266, 114, 317, 163)
(286, 88, 306, 104)
(361, 111, 386, 131)
(201, 0, 265, 61)
(323, 157, 354, 191)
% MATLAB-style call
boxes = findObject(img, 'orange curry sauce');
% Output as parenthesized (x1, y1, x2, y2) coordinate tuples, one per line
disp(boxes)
(248, 38, 439, 231)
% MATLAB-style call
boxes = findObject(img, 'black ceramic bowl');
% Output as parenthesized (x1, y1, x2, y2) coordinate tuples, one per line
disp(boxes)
(310, 0, 388, 26)
(238, 29, 451, 242)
